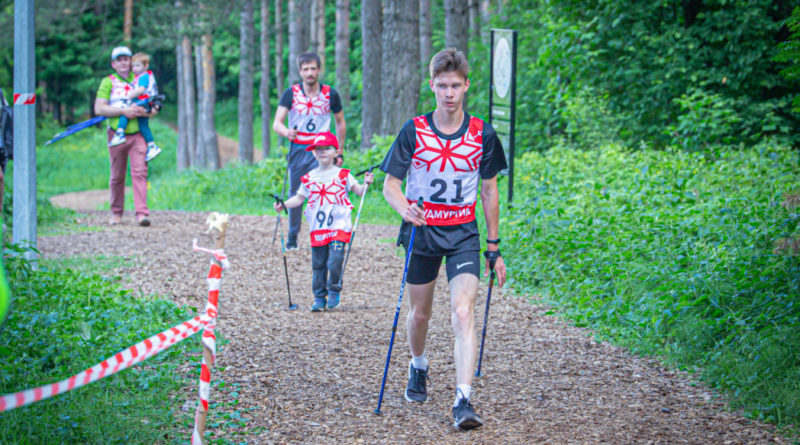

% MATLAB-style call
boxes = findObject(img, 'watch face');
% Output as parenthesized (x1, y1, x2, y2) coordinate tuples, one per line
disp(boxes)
(493, 36, 512, 99)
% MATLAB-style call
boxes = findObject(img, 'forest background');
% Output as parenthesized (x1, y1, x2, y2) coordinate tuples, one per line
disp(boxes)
(0, 0, 799, 441)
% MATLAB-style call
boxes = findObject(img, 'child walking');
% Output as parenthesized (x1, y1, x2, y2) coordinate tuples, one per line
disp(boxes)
(109, 52, 162, 162)
(274, 132, 374, 312)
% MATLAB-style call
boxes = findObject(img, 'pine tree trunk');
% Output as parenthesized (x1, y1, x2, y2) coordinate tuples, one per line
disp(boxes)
(381, 0, 420, 136)
(419, 0, 432, 75)
(480, 0, 490, 44)
(361, 0, 382, 148)
(260, 0, 272, 158)
(275, 0, 284, 95)
(469, 0, 480, 43)
(444, 0, 469, 110)
(288, 0, 309, 86)
(316, 0, 326, 73)
(176, 43, 189, 171)
(239, 0, 255, 164)
(124, 0, 134, 42)
(195, 42, 207, 168)
(444, 0, 469, 56)
(335, 0, 350, 107)
(310, 0, 325, 72)
(182, 37, 197, 167)
(201, 33, 220, 170)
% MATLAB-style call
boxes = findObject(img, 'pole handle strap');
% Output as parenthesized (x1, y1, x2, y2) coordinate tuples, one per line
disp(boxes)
(483, 250, 501, 270)
(271, 194, 288, 214)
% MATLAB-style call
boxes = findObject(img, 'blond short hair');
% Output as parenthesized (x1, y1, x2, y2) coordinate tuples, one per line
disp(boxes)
(132, 52, 150, 65)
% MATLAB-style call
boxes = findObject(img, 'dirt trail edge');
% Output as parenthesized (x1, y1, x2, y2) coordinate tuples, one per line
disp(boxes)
(38, 211, 785, 444)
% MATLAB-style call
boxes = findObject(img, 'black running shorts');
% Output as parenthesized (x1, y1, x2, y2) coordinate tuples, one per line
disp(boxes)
(406, 250, 480, 285)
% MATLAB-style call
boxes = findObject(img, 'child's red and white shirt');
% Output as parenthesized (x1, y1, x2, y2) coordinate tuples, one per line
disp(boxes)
(297, 167, 358, 246)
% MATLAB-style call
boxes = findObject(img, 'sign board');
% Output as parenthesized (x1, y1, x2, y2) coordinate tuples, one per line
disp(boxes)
(489, 29, 517, 203)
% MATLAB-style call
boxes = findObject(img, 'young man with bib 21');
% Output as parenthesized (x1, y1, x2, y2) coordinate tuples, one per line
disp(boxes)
(380, 48, 508, 430)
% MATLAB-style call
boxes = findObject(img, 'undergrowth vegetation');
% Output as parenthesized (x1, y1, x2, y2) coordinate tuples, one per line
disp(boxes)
(502, 140, 800, 432)
(147, 136, 397, 224)
(0, 245, 196, 443)
(0, 246, 256, 443)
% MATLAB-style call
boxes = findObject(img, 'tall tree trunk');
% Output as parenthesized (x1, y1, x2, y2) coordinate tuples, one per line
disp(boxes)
(177, 43, 189, 171)
(381, 0, 420, 135)
(288, 0, 309, 86)
(310, 0, 325, 72)
(182, 37, 197, 167)
(201, 33, 220, 169)
(480, 0, 491, 43)
(469, 0, 480, 43)
(260, 0, 272, 158)
(444, 0, 469, 110)
(419, 0, 432, 75)
(124, 0, 134, 42)
(239, 0, 255, 164)
(195, 42, 207, 168)
(361, 0, 382, 148)
(444, 0, 469, 55)
(275, 0, 284, 95)
(335, 0, 350, 107)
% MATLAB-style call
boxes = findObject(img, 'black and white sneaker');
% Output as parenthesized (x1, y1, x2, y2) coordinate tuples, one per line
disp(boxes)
(452, 396, 483, 430)
(404, 362, 428, 403)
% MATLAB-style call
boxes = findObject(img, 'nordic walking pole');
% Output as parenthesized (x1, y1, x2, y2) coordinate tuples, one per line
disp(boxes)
(271, 166, 289, 247)
(375, 197, 423, 416)
(271, 193, 298, 310)
(338, 165, 377, 286)
(475, 251, 500, 377)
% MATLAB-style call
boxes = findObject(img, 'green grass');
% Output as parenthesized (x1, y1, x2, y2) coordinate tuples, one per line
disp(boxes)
(502, 139, 800, 433)
(0, 246, 197, 443)
(35, 117, 177, 197)
(0, 245, 258, 443)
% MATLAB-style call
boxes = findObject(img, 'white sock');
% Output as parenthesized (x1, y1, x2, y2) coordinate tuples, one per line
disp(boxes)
(411, 354, 428, 371)
(454, 384, 472, 407)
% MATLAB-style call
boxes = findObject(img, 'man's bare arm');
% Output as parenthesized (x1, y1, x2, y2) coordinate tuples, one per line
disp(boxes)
(334, 110, 346, 154)
(272, 105, 296, 140)
(384, 174, 426, 226)
(480, 176, 507, 287)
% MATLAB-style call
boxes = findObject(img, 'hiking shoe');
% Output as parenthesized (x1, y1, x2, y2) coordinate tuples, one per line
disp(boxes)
(310, 297, 326, 312)
(286, 236, 299, 251)
(327, 292, 340, 309)
(109, 132, 126, 147)
(404, 362, 429, 403)
(137, 216, 151, 227)
(452, 397, 483, 431)
(145, 143, 162, 162)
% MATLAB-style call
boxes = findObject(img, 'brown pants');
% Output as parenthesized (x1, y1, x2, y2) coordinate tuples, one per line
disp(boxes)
(107, 129, 149, 218)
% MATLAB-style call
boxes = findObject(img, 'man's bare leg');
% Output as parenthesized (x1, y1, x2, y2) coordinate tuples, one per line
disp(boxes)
(449, 273, 479, 387)
(407, 281, 436, 357)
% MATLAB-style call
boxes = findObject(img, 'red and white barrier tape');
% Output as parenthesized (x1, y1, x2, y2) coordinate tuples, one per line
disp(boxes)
(0, 313, 212, 412)
(191, 240, 229, 445)
(13, 93, 36, 105)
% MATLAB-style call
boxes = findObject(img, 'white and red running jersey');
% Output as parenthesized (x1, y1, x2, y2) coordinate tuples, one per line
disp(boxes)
(405, 115, 484, 226)
(133, 69, 158, 100)
(288, 84, 333, 145)
(108, 74, 134, 109)
(300, 168, 355, 246)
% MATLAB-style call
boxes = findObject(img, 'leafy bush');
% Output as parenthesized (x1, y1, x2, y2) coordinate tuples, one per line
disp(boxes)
(504, 141, 800, 430)
(499, 0, 800, 151)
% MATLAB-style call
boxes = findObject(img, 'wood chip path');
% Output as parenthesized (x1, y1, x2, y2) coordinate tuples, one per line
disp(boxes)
(38, 210, 786, 444)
